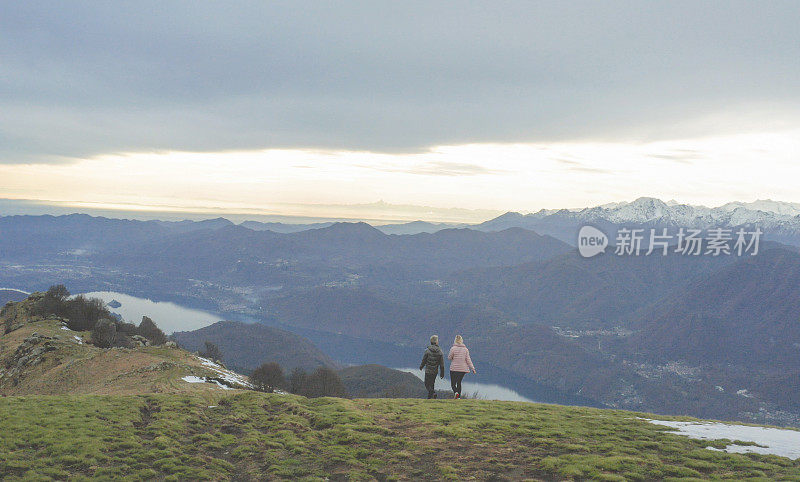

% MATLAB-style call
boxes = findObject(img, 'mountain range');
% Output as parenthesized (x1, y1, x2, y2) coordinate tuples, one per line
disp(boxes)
(476, 197, 800, 246)
(1, 200, 799, 425)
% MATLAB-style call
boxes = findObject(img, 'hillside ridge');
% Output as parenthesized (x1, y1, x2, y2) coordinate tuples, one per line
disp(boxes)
(0, 294, 251, 395)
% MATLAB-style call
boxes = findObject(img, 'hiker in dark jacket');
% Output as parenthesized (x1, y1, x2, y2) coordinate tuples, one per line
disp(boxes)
(419, 334, 445, 399)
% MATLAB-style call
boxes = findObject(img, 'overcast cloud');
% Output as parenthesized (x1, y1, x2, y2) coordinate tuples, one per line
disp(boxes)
(1, 1, 799, 163)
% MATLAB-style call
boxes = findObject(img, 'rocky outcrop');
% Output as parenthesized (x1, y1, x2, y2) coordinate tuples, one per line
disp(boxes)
(1, 291, 254, 397)
(130, 335, 151, 347)
(0, 332, 58, 387)
(1, 294, 72, 335)
(2, 296, 36, 334)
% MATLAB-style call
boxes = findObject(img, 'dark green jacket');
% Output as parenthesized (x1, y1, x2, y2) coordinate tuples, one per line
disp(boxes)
(419, 343, 445, 377)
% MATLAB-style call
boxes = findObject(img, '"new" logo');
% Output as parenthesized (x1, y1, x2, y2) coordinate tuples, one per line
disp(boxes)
(577, 226, 608, 258)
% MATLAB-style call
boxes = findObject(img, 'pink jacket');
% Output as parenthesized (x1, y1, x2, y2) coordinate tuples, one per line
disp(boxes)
(448, 343, 475, 373)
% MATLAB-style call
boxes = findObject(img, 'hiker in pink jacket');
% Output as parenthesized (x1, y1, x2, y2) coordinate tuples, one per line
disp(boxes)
(447, 335, 476, 399)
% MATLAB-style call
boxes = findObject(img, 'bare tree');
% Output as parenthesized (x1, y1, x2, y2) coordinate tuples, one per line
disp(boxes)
(250, 362, 285, 393)
(46, 284, 70, 301)
(32, 284, 71, 318)
(199, 341, 223, 362)
(313, 367, 347, 398)
(289, 367, 347, 398)
(288, 368, 307, 394)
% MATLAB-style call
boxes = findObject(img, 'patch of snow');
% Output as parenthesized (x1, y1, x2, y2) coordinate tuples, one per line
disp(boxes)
(73, 335, 83, 345)
(206, 379, 234, 390)
(715, 385, 724, 392)
(214, 381, 233, 390)
(182, 375, 205, 384)
(198, 357, 222, 369)
(181, 375, 232, 390)
(60, 326, 71, 331)
(737, 389, 753, 398)
(645, 419, 800, 460)
(194, 356, 253, 389)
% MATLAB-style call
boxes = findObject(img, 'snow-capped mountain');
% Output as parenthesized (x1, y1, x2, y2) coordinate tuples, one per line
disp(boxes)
(523, 196, 800, 228)
(477, 197, 800, 246)
(718, 199, 800, 217)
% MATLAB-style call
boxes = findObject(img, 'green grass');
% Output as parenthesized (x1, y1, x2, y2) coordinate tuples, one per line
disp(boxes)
(1, 393, 799, 480)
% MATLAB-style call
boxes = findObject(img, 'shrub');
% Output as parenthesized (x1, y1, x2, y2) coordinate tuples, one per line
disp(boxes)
(31, 284, 71, 318)
(288, 368, 307, 394)
(46, 284, 70, 301)
(199, 341, 223, 362)
(25, 285, 116, 335)
(251, 362, 285, 393)
(311, 367, 347, 398)
(116, 322, 139, 335)
(289, 367, 347, 398)
(91, 319, 117, 348)
(138, 316, 167, 345)
(65, 295, 112, 331)
(29, 286, 111, 332)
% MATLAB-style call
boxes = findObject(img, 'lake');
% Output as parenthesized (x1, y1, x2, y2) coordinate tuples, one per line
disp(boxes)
(78, 291, 542, 403)
(395, 367, 534, 402)
(83, 291, 223, 334)
(0, 287, 30, 294)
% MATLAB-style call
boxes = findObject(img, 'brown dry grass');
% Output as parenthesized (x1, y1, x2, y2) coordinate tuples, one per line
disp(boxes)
(1, 316, 238, 396)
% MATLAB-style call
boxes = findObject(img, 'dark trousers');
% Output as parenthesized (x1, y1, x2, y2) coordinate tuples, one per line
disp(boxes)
(424, 372, 438, 399)
(450, 370, 466, 395)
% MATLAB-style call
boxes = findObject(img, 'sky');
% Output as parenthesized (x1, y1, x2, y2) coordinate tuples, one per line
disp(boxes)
(1, 1, 799, 221)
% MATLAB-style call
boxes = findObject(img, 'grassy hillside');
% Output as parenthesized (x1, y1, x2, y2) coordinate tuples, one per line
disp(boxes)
(0, 299, 249, 396)
(2, 392, 799, 480)
(3, 293, 800, 480)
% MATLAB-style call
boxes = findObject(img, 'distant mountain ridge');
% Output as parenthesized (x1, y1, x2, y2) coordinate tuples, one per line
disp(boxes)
(241, 219, 461, 235)
(85, 221, 572, 288)
(5, 197, 799, 245)
(477, 197, 800, 246)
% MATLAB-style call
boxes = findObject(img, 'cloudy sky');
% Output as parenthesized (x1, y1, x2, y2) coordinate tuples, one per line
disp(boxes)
(1, 1, 799, 220)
